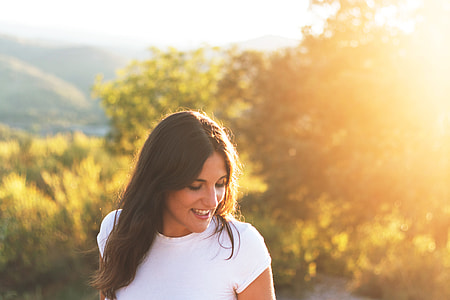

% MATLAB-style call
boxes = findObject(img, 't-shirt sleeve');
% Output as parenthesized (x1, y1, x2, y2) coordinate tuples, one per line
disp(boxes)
(232, 223, 272, 294)
(97, 210, 121, 257)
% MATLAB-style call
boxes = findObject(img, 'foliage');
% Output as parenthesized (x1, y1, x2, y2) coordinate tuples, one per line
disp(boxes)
(349, 211, 450, 299)
(94, 46, 225, 154)
(0, 128, 128, 296)
(0, 173, 58, 283)
(223, 0, 450, 298)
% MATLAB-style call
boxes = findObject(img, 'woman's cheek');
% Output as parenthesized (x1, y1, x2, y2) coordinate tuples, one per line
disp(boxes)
(217, 187, 226, 202)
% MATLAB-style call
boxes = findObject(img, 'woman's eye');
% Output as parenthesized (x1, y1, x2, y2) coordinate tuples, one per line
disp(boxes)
(216, 182, 226, 188)
(188, 185, 202, 191)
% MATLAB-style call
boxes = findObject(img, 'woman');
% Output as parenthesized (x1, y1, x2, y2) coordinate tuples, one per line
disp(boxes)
(92, 111, 275, 299)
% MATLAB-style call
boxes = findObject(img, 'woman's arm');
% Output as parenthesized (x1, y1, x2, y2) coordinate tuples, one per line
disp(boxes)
(237, 266, 276, 300)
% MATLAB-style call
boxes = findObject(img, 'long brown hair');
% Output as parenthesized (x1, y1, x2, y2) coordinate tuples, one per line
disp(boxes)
(91, 111, 241, 299)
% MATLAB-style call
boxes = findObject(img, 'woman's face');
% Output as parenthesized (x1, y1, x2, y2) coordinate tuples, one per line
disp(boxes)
(162, 151, 227, 237)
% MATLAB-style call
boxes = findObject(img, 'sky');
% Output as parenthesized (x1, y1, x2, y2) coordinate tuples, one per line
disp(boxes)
(0, 0, 311, 47)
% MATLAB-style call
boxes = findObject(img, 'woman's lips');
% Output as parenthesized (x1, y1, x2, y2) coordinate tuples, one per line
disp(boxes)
(192, 208, 211, 218)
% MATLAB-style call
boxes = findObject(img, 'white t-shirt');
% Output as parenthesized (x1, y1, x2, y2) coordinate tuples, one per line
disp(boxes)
(97, 210, 271, 300)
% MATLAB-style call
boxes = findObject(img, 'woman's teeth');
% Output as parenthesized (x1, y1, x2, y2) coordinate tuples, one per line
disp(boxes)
(192, 209, 209, 216)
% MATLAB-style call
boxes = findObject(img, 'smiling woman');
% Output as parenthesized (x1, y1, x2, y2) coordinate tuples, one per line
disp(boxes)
(91, 110, 275, 300)
(163, 152, 228, 237)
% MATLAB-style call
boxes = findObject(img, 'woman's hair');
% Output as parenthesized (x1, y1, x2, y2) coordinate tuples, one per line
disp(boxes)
(91, 111, 241, 299)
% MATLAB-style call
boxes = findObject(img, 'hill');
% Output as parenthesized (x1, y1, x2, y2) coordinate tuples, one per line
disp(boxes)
(0, 32, 299, 135)
(0, 34, 128, 93)
(0, 54, 98, 131)
(0, 34, 128, 134)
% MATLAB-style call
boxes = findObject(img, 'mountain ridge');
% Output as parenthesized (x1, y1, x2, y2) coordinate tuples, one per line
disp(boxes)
(0, 34, 126, 134)
(0, 30, 300, 135)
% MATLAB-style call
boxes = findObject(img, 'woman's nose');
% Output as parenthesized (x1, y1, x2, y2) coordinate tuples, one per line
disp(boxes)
(203, 186, 219, 208)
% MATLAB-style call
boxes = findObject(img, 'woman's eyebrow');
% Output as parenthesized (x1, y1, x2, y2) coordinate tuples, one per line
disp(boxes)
(194, 175, 227, 182)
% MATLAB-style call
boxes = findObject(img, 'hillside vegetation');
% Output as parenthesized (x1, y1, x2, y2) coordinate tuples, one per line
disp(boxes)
(0, 34, 127, 133)
(0, 54, 90, 120)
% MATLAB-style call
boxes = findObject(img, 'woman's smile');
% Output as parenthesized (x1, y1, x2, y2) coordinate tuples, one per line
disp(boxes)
(162, 151, 227, 237)
(192, 208, 212, 217)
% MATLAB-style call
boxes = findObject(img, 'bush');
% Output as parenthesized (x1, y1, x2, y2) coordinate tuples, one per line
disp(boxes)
(0, 173, 59, 287)
(0, 130, 128, 295)
(349, 213, 450, 299)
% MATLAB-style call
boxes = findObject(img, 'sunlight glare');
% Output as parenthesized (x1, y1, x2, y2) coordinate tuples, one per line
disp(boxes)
(1, 0, 310, 45)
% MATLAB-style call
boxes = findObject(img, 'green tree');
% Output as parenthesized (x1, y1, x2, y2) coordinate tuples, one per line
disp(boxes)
(94, 47, 224, 154)
(220, 0, 450, 296)
(0, 130, 127, 295)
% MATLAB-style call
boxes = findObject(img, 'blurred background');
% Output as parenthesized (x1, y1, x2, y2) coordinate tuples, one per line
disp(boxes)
(1, 0, 449, 299)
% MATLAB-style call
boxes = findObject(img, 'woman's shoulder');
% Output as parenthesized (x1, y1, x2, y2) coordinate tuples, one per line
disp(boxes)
(224, 218, 272, 280)
(100, 209, 122, 228)
(97, 209, 122, 256)
(226, 218, 266, 243)
(98, 210, 122, 240)
(227, 218, 253, 232)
